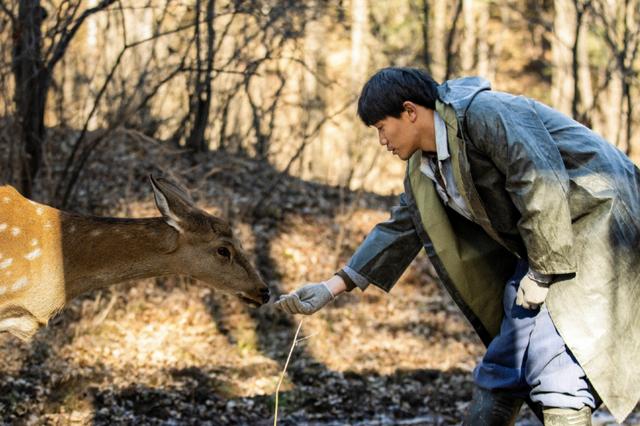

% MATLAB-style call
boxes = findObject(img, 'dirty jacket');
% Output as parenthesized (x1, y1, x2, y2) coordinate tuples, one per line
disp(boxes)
(346, 77, 640, 422)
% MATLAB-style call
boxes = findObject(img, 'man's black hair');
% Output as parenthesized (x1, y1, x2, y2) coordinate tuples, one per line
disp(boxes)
(357, 67, 440, 126)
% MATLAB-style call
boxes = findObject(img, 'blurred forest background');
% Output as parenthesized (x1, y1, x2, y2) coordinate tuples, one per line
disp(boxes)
(1, 0, 640, 425)
(2, 0, 640, 202)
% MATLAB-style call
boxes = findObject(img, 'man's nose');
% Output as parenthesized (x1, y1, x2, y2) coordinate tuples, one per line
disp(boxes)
(378, 133, 387, 146)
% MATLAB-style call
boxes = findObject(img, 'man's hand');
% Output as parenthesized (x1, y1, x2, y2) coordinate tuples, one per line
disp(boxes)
(515, 273, 550, 310)
(275, 282, 335, 315)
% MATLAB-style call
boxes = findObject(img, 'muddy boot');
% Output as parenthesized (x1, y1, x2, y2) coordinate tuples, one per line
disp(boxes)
(462, 386, 523, 426)
(543, 407, 592, 426)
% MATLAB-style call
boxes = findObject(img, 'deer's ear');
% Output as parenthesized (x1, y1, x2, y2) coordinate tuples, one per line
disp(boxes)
(149, 175, 194, 233)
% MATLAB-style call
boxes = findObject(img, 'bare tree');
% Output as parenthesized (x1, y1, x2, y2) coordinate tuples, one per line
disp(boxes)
(184, 0, 216, 153)
(461, 0, 476, 73)
(419, 0, 432, 72)
(1, 0, 116, 197)
(426, 0, 464, 81)
(571, 0, 592, 121)
(552, 0, 576, 114)
(591, 0, 640, 154)
(444, 0, 464, 80)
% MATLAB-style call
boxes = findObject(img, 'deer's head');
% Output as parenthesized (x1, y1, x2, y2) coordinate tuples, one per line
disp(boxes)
(149, 176, 270, 307)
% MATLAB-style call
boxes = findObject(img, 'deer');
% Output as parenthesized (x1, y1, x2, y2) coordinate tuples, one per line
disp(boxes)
(0, 175, 270, 341)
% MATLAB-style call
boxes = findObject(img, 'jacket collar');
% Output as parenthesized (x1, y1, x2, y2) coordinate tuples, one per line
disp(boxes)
(437, 77, 492, 118)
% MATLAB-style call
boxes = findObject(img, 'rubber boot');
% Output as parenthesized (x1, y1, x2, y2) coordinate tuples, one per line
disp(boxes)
(462, 386, 523, 426)
(543, 407, 592, 426)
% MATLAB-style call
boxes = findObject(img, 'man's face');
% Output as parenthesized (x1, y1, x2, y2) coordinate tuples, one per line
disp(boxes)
(373, 112, 420, 161)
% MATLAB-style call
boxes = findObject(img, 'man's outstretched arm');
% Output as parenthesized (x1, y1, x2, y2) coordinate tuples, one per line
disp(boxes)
(276, 193, 423, 315)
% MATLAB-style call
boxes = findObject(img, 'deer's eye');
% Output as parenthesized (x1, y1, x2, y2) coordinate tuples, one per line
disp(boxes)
(217, 247, 231, 259)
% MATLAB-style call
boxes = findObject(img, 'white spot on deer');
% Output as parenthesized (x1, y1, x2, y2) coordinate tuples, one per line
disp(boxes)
(0, 286, 6, 295)
(25, 248, 42, 261)
(0, 223, 7, 232)
(11, 227, 21, 236)
(31, 239, 39, 246)
(0, 258, 13, 269)
(2, 197, 10, 204)
(36, 207, 44, 216)
(44, 221, 53, 229)
(90, 230, 103, 237)
(12, 277, 28, 291)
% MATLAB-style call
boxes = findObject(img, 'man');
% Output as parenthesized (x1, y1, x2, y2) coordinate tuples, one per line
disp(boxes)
(275, 67, 640, 425)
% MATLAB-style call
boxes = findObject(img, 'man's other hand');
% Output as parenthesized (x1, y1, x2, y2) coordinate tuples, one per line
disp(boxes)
(515, 274, 550, 310)
(275, 282, 335, 315)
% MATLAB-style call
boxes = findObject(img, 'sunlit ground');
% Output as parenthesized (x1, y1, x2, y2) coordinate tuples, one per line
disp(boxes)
(1, 202, 637, 424)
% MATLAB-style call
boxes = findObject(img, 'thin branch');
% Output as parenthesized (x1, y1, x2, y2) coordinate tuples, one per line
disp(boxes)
(0, 0, 16, 25)
(46, 0, 118, 74)
(180, 66, 262, 77)
(125, 19, 214, 49)
(44, 1, 81, 61)
(251, 98, 356, 218)
(55, 46, 127, 206)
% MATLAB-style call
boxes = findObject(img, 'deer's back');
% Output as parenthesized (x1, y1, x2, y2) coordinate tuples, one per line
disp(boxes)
(0, 186, 66, 324)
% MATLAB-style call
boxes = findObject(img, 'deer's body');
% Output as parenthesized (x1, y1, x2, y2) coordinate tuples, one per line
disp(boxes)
(0, 179, 269, 341)
(0, 185, 65, 339)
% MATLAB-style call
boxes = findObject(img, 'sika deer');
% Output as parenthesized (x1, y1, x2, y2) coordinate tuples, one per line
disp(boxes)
(0, 176, 270, 341)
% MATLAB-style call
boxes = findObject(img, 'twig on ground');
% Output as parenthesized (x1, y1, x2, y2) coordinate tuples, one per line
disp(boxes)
(274, 319, 304, 426)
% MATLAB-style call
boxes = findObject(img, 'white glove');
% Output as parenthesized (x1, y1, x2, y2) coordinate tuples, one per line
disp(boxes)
(275, 282, 334, 315)
(516, 271, 551, 310)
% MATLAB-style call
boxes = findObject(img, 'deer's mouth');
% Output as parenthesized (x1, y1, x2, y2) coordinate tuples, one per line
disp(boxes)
(237, 293, 266, 307)
(236, 286, 270, 307)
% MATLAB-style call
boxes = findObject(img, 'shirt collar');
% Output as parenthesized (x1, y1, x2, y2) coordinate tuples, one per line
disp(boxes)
(433, 110, 450, 162)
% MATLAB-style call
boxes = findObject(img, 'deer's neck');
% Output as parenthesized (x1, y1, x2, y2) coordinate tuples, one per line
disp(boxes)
(61, 214, 179, 300)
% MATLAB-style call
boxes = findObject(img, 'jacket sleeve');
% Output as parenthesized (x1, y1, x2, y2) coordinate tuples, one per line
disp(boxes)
(346, 193, 423, 292)
(465, 93, 576, 280)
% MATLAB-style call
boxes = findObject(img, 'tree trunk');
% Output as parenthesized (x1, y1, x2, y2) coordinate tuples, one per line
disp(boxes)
(444, 0, 464, 80)
(351, 0, 369, 85)
(571, 2, 583, 119)
(551, 0, 576, 115)
(301, 18, 328, 180)
(461, 0, 475, 73)
(432, 0, 447, 81)
(347, 0, 370, 188)
(476, 0, 492, 79)
(576, 2, 593, 125)
(624, 78, 633, 156)
(605, 71, 623, 147)
(421, 0, 432, 72)
(12, 0, 48, 197)
(185, 0, 216, 153)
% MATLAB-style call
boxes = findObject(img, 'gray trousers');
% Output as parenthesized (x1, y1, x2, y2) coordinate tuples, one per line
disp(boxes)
(473, 260, 595, 410)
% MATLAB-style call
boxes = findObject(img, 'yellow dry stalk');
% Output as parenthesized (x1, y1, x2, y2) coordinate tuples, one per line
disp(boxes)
(273, 319, 304, 426)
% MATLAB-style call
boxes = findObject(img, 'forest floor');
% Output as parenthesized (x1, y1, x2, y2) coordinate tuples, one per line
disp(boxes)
(1, 128, 638, 425)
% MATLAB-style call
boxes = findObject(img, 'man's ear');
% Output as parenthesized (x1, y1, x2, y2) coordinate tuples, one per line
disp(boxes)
(149, 175, 195, 233)
(402, 101, 418, 122)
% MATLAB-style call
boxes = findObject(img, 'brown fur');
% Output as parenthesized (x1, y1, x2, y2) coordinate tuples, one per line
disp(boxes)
(0, 180, 268, 341)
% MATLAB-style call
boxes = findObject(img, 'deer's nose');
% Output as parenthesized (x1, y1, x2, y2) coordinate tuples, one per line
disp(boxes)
(260, 287, 271, 304)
